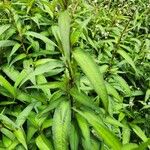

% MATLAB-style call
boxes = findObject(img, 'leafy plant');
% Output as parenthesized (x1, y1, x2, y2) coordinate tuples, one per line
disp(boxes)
(0, 0, 149, 150)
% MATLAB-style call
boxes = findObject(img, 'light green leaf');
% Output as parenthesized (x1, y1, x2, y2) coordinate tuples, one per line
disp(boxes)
(122, 122, 131, 144)
(0, 114, 17, 129)
(130, 124, 148, 142)
(145, 89, 150, 102)
(52, 100, 71, 150)
(73, 109, 122, 150)
(133, 139, 150, 150)
(105, 116, 125, 127)
(117, 49, 137, 73)
(73, 49, 108, 110)
(8, 43, 21, 63)
(0, 75, 16, 97)
(0, 25, 10, 36)
(10, 53, 27, 66)
(0, 128, 15, 140)
(69, 123, 79, 150)
(122, 143, 138, 150)
(25, 31, 56, 47)
(76, 114, 92, 150)
(2, 65, 19, 82)
(0, 40, 16, 47)
(36, 134, 53, 150)
(58, 10, 71, 62)
(14, 128, 27, 150)
(19, 60, 64, 87)
(16, 103, 34, 127)
(113, 75, 131, 96)
(70, 87, 101, 112)
(105, 82, 122, 102)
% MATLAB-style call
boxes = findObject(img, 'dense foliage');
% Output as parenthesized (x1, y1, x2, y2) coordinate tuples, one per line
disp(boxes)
(0, 0, 150, 149)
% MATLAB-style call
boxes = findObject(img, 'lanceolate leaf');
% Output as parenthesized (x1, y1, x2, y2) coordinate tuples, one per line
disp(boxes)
(0, 40, 16, 47)
(113, 75, 131, 96)
(25, 31, 56, 47)
(0, 24, 10, 36)
(76, 114, 92, 150)
(69, 123, 79, 150)
(0, 75, 16, 97)
(14, 128, 27, 150)
(52, 100, 71, 150)
(130, 124, 148, 142)
(73, 109, 122, 150)
(117, 49, 137, 73)
(105, 82, 122, 102)
(15, 103, 34, 127)
(73, 49, 108, 110)
(58, 10, 71, 62)
(70, 87, 101, 112)
(36, 134, 53, 150)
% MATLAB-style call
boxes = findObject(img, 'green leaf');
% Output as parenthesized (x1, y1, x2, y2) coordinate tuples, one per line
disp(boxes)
(0, 128, 15, 140)
(0, 114, 17, 129)
(133, 139, 150, 150)
(36, 74, 51, 97)
(0, 40, 16, 47)
(27, 125, 37, 143)
(70, 87, 101, 112)
(130, 124, 148, 142)
(0, 75, 16, 97)
(122, 143, 138, 150)
(10, 53, 27, 66)
(37, 96, 64, 117)
(2, 65, 20, 82)
(69, 123, 79, 150)
(58, 10, 71, 62)
(19, 60, 64, 87)
(105, 116, 125, 127)
(113, 75, 131, 96)
(14, 128, 27, 150)
(73, 49, 108, 110)
(73, 109, 122, 150)
(36, 134, 53, 150)
(52, 100, 71, 150)
(25, 31, 56, 47)
(8, 43, 21, 63)
(122, 122, 131, 144)
(117, 49, 137, 73)
(0, 25, 10, 36)
(7, 139, 19, 150)
(105, 82, 122, 102)
(76, 114, 92, 150)
(15, 103, 34, 127)
(145, 89, 150, 102)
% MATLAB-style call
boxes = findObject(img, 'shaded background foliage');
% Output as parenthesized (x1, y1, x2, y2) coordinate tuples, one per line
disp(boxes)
(0, 0, 150, 150)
